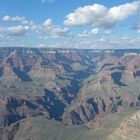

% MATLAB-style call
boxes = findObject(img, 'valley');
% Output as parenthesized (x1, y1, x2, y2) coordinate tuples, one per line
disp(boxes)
(0, 48, 140, 140)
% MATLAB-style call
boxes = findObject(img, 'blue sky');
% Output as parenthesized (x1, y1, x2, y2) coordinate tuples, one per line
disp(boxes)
(0, 0, 140, 49)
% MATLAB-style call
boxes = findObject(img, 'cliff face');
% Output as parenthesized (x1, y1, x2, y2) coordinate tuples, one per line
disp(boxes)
(0, 48, 140, 139)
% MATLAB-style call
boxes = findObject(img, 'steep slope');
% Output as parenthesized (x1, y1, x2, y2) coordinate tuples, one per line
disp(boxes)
(10, 116, 95, 140)
(107, 110, 140, 140)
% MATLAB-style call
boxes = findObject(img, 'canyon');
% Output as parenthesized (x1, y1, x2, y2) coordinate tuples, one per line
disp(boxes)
(0, 48, 140, 140)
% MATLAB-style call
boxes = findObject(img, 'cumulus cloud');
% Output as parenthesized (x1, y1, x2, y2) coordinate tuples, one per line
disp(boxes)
(0, 25, 29, 36)
(1, 16, 70, 39)
(2, 15, 34, 27)
(66, 36, 140, 49)
(38, 36, 140, 49)
(50, 27, 70, 38)
(34, 18, 70, 38)
(64, 1, 140, 28)
(43, 18, 54, 29)
(2, 15, 26, 22)
(78, 28, 99, 37)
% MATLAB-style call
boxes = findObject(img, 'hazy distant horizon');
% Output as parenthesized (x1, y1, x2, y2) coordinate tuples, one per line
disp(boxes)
(1, 46, 140, 50)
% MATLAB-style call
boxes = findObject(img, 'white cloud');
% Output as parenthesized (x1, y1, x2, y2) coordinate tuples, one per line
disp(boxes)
(0, 25, 29, 36)
(33, 18, 70, 38)
(2, 15, 10, 22)
(2, 15, 34, 27)
(64, 1, 140, 28)
(43, 18, 53, 28)
(78, 28, 111, 37)
(66, 36, 140, 49)
(50, 27, 70, 38)
(2, 15, 26, 22)
(1, 16, 70, 46)
(78, 28, 99, 37)
(91, 28, 99, 34)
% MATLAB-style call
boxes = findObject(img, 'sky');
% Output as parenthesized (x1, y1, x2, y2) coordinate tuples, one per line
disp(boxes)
(0, 0, 140, 49)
